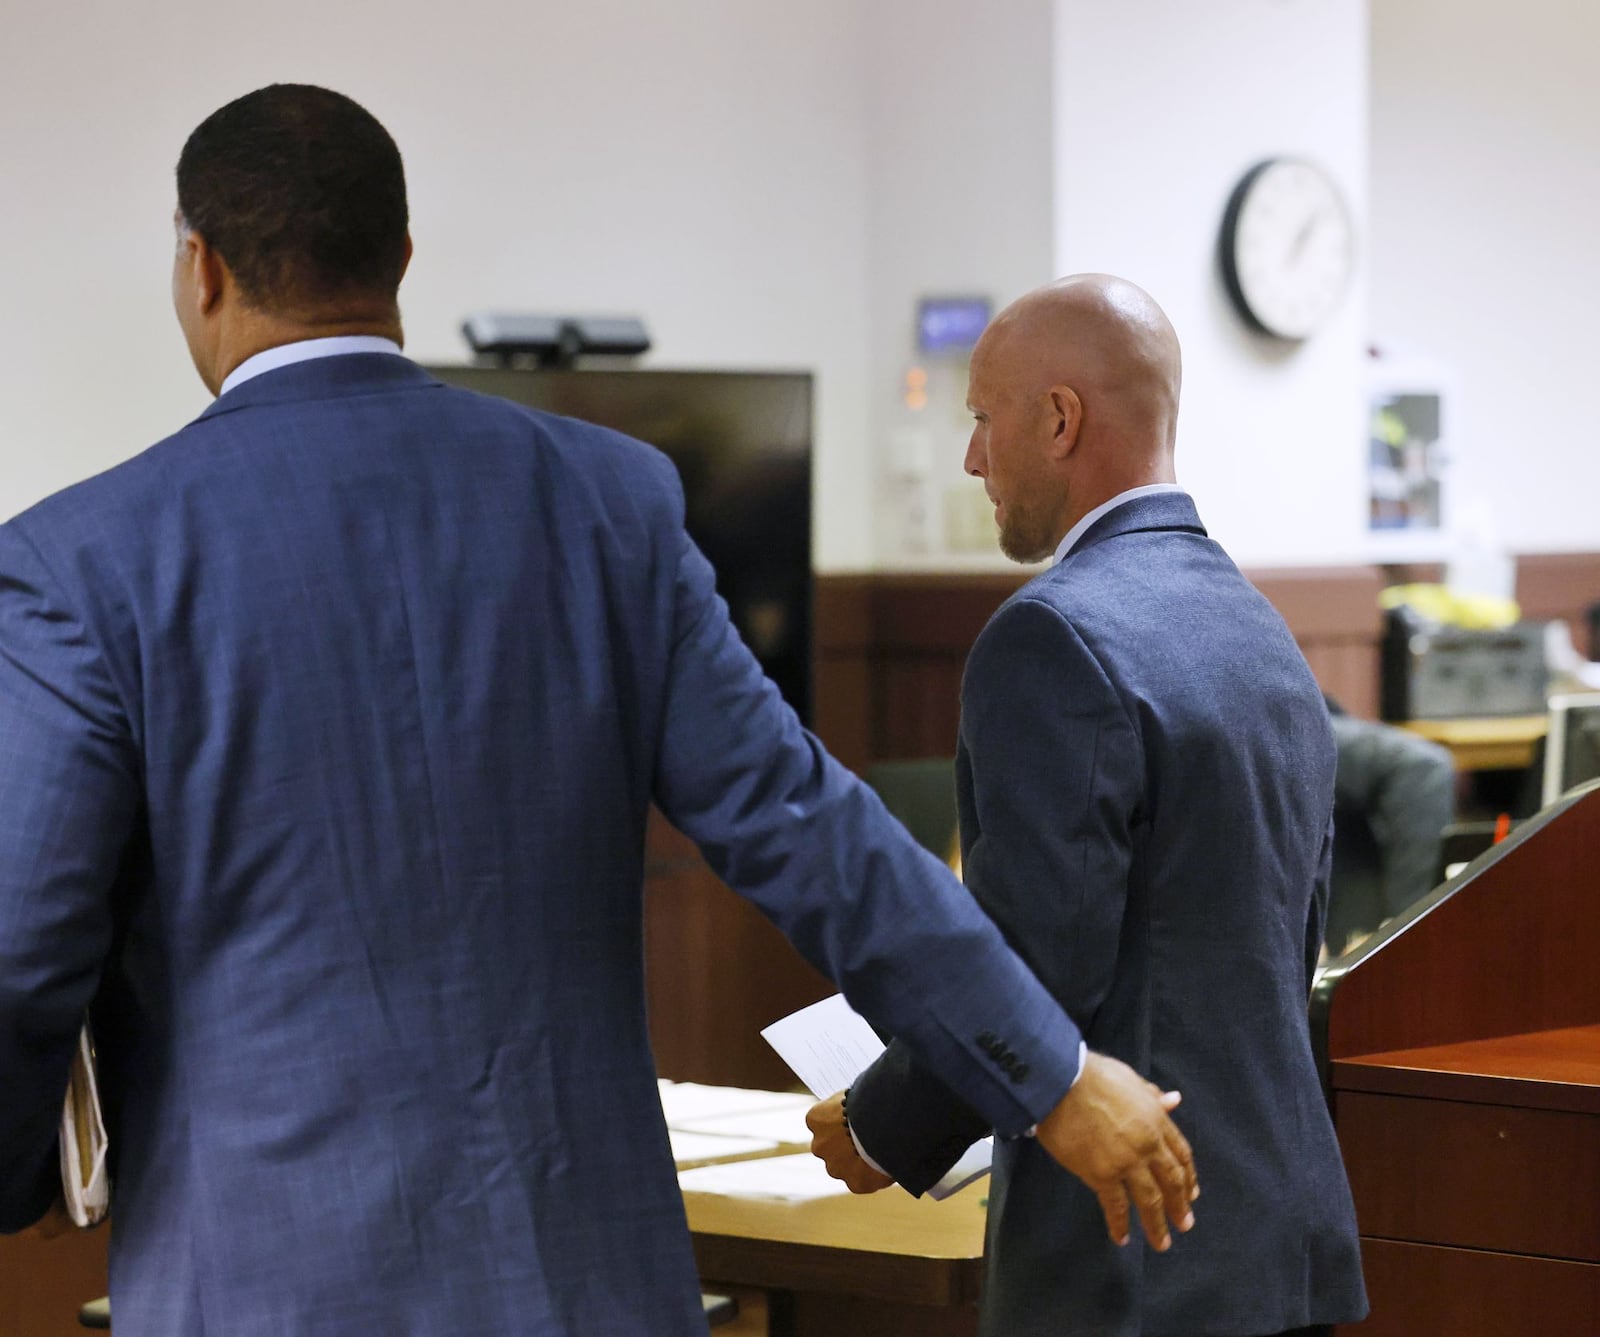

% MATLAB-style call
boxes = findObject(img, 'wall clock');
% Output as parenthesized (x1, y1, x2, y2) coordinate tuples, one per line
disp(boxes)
(1219, 157, 1355, 341)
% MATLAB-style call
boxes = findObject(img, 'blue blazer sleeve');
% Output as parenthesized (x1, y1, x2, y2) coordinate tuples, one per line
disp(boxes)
(652, 537, 1084, 1136)
(0, 525, 140, 1232)
(849, 596, 1142, 1190)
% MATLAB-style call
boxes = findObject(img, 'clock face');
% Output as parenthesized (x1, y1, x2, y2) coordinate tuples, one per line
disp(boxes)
(1220, 158, 1354, 341)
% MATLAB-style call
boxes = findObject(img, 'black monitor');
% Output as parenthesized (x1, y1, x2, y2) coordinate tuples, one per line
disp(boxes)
(1541, 691, 1600, 807)
(425, 365, 814, 723)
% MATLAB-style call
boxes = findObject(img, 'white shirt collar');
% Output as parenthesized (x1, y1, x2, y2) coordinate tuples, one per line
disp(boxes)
(218, 335, 404, 398)
(1052, 483, 1186, 565)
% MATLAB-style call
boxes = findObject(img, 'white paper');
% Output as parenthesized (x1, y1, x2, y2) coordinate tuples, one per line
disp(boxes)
(759, 994, 885, 1101)
(657, 1079, 808, 1128)
(759, 993, 992, 1200)
(678, 1152, 853, 1202)
(670, 1103, 813, 1145)
(668, 1128, 779, 1165)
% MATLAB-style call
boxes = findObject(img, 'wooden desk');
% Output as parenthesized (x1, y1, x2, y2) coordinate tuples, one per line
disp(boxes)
(1313, 785, 1600, 1335)
(685, 1159, 985, 1336)
(1398, 714, 1546, 771)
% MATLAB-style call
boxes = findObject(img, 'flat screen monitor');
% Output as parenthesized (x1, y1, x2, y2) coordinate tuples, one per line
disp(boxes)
(1541, 691, 1600, 807)
(425, 365, 814, 723)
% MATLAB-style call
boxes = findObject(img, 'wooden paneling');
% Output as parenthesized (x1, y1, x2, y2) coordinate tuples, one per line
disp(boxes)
(1338, 1090, 1600, 1261)
(812, 562, 1410, 764)
(644, 813, 831, 1090)
(0, 1228, 108, 1337)
(1345, 1239, 1600, 1337)
(814, 573, 1022, 763)
(1517, 553, 1600, 653)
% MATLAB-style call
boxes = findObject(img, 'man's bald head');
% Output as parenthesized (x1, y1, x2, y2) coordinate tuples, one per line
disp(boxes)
(964, 274, 1182, 563)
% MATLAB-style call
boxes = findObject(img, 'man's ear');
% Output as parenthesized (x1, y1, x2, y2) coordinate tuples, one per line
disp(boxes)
(1047, 384, 1083, 459)
(398, 232, 414, 283)
(187, 230, 228, 316)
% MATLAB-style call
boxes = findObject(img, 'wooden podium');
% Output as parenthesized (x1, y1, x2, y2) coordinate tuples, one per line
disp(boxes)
(1311, 782, 1600, 1335)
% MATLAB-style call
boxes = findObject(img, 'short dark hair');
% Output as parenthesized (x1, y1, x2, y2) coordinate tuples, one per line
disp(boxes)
(176, 84, 409, 310)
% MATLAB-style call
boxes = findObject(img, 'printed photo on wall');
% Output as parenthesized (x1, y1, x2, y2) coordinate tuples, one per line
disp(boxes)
(1366, 344, 1452, 546)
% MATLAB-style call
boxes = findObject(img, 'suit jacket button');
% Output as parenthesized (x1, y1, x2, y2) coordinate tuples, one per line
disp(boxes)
(977, 1031, 996, 1050)
(1012, 1062, 1029, 1083)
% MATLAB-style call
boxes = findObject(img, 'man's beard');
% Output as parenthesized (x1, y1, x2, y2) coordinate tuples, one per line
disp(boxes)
(996, 496, 1058, 564)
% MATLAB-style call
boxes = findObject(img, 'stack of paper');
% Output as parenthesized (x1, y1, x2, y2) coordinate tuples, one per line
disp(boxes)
(658, 1080, 814, 1167)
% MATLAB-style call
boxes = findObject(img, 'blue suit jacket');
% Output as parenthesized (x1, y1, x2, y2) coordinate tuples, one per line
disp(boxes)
(849, 493, 1368, 1336)
(0, 354, 1084, 1336)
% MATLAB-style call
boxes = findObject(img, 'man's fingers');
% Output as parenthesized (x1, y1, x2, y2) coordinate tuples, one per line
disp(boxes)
(1150, 1143, 1197, 1234)
(1159, 1088, 1182, 1111)
(1095, 1182, 1132, 1247)
(1160, 1107, 1199, 1203)
(1126, 1164, 1173, 1252)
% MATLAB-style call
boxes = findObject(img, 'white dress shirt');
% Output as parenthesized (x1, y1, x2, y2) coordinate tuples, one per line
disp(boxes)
(218, 335, 404, 398)
(1052, 483, 1186, 565)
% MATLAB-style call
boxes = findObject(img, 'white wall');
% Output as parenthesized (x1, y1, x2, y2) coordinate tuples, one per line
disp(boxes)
(0, 0, 878, 568)
(1054, 0, 1372, 569)
(1370, 0, 1600, 557)
(860, 0, 1057, 566)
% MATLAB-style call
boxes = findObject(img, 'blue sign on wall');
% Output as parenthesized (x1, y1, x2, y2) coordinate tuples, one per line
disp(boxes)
(917, 297, 991, 354)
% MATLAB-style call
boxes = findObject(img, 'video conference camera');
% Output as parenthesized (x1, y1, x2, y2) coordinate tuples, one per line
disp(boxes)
(461, 313, 651, 368)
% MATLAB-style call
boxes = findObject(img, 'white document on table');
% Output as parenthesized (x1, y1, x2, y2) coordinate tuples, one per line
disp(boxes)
(760, 993, 992, 1201)
(678, 1151, 852, 1202)
(657, 1079, 809, 1128)
(670, 1103, 813, 1145)
(668, 1128, 779, 1165)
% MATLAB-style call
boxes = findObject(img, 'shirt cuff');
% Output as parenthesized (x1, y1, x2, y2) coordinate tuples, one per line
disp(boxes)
(1025, 1041, 1086, 1139)
(847, 1118, 891, 1177)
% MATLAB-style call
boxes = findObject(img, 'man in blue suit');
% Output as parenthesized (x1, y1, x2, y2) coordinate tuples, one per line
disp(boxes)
(0, 88, 1197, 1334)
(809, 276, 1367, 1335)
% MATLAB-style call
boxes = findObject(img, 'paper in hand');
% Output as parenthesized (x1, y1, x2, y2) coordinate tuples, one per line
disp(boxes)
(761, 993, 992, 1200)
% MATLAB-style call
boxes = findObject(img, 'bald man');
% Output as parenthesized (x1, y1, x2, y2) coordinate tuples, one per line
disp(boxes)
(807, 276, 1367, 1336)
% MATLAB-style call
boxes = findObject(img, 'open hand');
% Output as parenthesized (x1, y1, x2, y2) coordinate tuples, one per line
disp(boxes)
(1034, 1051, 1198, 1251)
(805, 1091, 894, 1194)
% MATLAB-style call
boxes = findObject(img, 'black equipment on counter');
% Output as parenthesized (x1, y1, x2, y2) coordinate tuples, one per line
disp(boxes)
(1380, 605, 1547, 721)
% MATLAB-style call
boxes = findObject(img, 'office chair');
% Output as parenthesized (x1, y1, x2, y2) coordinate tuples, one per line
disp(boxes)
(863, 757, 960, 864)
(1326, 713, 1455, 957)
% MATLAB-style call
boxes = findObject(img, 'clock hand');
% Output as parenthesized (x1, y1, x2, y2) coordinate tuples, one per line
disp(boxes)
(1288, 209, 1330, 265)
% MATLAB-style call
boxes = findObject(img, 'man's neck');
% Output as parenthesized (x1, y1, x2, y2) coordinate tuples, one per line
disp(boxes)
(209, 307, 403, 395)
